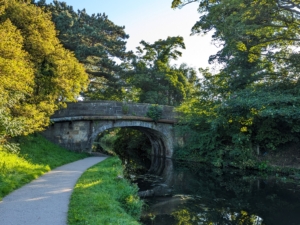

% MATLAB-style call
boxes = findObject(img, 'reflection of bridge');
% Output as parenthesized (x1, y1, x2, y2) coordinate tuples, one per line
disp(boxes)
(43, 101, 177, 157)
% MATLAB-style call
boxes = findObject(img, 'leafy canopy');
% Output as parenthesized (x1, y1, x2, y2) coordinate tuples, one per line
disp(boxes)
(128, 36, 199, 106)
(0, 0, 88, 146)
(36, 0, 131, 100)
(172, 0, 300, 167)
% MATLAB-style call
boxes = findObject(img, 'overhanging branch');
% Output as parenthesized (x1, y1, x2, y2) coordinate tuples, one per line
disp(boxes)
(277, 0, 300, 15)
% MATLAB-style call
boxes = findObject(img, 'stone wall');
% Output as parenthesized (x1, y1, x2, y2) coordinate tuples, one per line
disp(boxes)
(51, 101, 176, 121)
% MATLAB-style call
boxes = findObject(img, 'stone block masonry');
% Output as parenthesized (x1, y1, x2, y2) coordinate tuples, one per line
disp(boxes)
(43, 101, 177, 158)
(51, 101, 176, 121)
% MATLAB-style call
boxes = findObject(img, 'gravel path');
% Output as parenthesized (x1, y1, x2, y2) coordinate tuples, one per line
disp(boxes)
(0, 156, 107, 225)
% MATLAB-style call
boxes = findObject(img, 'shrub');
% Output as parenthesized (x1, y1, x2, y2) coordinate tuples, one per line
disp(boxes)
(146, 104, 163, 122)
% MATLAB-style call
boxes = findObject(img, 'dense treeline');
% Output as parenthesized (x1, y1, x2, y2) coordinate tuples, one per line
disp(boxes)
(2, 0, 300, 169)
(35, 0, 199, 105)
(172, 0, 300, 168)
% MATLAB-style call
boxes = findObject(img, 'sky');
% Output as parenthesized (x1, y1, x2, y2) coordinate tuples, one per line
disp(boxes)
(46, 0, 219, 70)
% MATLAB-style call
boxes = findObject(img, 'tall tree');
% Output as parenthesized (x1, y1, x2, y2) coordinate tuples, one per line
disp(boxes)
(128, 36, 196, 106)
(172, 0, 300, 90)
(0, 19, 34, 144)
(35, 0, 131, 100)
(172, 0, 300, 166)
(0, 0, 88, 146)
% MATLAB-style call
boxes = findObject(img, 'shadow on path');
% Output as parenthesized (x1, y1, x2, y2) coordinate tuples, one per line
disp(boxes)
(0, 157, 107, 225)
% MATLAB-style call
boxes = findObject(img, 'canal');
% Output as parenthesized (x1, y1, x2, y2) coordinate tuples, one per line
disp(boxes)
(122, 154, 300, 225)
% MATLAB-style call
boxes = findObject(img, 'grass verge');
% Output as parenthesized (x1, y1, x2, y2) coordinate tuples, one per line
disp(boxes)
(0, 133, 88, 200)
(68, 156, 143, 225)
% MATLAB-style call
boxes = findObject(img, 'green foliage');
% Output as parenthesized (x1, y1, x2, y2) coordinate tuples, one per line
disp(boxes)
(223, 83, 300, 151)
(258, 161, 269, 171)
(0, 17, 35, 142)
(172, 0, 300, 168)
(171, 0, 196, 9)
(172, 209, 192, 225)
(175, 78, 300, 168)
(37, 0, 130, 100)
(173, 0, 300, 90)
(112, 128, 152, 158)
(68, 157, 142, 225)
(94, 129, 119, 154)
(122, 103, 129, 114)
(0, 0, 88, 145)
(174, 116, 231, 167)
(0, 134, 87, 200)
(127, 36, 198, 106)
(101, 129, 152, 184)
(146, 105, 163, 122)
(1, 142, 20, 154)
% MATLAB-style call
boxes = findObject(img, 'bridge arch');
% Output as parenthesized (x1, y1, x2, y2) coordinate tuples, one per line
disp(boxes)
(42, 101, 176, 158)
(90, 120, 173, 157)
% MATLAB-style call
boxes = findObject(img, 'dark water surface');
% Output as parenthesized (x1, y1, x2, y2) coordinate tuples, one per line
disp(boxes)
(123, 156, 300, 225)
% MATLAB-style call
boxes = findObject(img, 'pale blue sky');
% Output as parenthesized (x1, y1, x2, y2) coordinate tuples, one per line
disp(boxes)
(47, 0, 218, 69)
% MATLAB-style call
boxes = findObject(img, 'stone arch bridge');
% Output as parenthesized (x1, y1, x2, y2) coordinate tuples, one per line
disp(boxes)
(43, 101, 177, 158)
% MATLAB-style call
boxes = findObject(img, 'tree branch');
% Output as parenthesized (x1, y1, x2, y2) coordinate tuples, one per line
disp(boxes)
(277, 0, 300, 15)
(172, 0, 198, 9)
(85, 70, 113, 79)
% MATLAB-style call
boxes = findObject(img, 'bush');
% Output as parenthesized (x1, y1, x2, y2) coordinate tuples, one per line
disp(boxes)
(146, 104, 163, 122)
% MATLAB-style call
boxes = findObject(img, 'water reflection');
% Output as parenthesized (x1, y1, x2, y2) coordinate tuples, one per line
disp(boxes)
(124, 156, 300, 225)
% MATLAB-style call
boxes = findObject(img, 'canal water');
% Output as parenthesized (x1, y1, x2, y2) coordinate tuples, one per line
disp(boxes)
(123, 155, 300, 225)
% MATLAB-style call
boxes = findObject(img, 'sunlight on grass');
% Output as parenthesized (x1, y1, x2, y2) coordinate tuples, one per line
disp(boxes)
(68, 156, 143, 225)
(76, 180, 103, 189)
(0, 134, 88, 200)
(0, 150, 49, 199)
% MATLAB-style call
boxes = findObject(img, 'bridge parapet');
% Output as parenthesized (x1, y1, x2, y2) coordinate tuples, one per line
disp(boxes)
(52, 101, 176, 122)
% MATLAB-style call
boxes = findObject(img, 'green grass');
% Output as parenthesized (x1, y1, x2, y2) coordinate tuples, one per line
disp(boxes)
(68, 156, 143, 225)
(0, 134, 88, 200)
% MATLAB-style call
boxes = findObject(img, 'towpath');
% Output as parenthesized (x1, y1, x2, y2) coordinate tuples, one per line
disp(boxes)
(0, 156, 107, 225)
